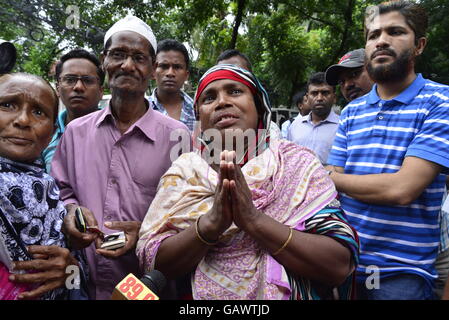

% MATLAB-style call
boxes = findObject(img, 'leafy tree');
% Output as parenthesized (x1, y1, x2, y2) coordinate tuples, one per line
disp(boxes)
(419, 0, 449, 84)
(0, 0, 447, 106)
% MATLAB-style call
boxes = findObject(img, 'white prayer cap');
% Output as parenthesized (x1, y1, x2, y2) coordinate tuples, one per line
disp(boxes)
(104, 15, 157, 54)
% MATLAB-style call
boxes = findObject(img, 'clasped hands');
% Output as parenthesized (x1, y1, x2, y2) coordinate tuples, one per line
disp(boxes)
(198, 150, 260, 241)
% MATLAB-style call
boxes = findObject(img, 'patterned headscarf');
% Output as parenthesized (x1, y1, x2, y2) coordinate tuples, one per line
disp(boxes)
(0, 156, 89, 300)
(193, 64, 272, 165)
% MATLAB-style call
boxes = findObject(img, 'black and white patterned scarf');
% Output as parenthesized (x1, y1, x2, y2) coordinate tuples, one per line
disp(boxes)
(0, 156, 79, 300)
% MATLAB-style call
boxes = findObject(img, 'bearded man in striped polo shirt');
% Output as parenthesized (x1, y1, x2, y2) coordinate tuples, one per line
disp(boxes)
(327, 1, 449, 300)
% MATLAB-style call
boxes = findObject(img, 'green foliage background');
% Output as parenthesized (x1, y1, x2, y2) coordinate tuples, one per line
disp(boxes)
(0, 0, 447, 107)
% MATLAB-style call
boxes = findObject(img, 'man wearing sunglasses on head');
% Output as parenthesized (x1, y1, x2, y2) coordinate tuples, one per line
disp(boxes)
(42, 48, 104, 173)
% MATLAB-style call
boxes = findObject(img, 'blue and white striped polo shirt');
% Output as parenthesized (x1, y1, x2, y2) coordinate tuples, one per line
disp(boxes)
(328, 74, 449, 286)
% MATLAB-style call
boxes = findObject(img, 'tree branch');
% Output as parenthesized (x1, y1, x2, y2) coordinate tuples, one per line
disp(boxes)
(230, 0, 246, 49)
(284, 1, 342, 32)
(329, 0, 355, 65)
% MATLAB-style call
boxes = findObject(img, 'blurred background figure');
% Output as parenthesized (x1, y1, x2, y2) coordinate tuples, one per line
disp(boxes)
(281, 89, 309, 139)
(288, 72, 338, 165)
(0, 40, 16, 74)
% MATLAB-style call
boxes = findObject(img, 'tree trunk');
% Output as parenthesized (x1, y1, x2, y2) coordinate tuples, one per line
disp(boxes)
(229, 0, 246, 49)
(330, 0, 355, 65)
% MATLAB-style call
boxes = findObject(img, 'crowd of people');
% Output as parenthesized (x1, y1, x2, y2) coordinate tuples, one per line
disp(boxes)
(0, 0, 449, 300)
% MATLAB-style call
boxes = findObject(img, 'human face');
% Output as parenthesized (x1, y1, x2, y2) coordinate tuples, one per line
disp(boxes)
(154, 50, 189, 94)
(198, 79, 258, 137)
(217, 56, 251, 71)
(0, 76, 56, 163)
(365, 11, 426, 83)
(338, 67, 374, 101)
(102, 31, 154, 95)
(298, 95, 311, 116)
(307, 84, 336, 119)
(57, 58, 103, 119)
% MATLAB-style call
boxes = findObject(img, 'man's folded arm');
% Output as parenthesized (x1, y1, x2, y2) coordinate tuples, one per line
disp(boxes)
(328, 156, 442, 206)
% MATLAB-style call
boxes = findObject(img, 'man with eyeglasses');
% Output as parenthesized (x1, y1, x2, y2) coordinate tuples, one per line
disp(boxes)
(287, 72, 339, 165)
(42, 48, 104, 173)
(51, 16, 190, 299)
(325, 48, 374, 102)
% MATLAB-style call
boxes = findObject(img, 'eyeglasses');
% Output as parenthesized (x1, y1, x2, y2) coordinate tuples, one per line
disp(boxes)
(59, 75, 100, 88)
(105, 49, 151, 65)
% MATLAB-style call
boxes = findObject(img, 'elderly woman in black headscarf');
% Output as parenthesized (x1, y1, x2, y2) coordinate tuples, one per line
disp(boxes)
(0, 73, 87, 300)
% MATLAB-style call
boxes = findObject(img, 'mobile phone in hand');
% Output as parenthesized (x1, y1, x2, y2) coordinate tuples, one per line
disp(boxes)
(74, 207, 86, 233)
(75, 208, 104, 238)
(100, 232, 126, 250)
(86, 226, 105, 240)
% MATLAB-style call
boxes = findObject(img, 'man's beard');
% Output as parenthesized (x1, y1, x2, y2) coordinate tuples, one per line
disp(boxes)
(366, 48, 414, 83)
(312, 103, 332, 119)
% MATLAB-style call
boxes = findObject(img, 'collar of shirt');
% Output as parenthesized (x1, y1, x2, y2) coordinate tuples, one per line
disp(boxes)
(95, 99, 157, 142)
(303, 109, 339, 125)
(150, 88, 194, 115)
(367, 73, 426, 105)
(56, 109, 68, 136)
(57, 106, 101, 135)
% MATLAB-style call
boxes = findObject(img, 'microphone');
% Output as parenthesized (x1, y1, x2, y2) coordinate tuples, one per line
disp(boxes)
(111, 270, 166, 300)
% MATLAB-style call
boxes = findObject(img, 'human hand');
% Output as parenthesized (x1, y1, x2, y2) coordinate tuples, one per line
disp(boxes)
(228, 154, 260, 230)
(324, 165, 344, 174)
(95, 221, 141, 258)
(62, 204, 100, 250)
(9, 245, 78, 300)
(200, 150, 235, 239)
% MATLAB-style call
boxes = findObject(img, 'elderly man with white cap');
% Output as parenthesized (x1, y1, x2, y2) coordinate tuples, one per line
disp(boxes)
(51, 16, 190, 299)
